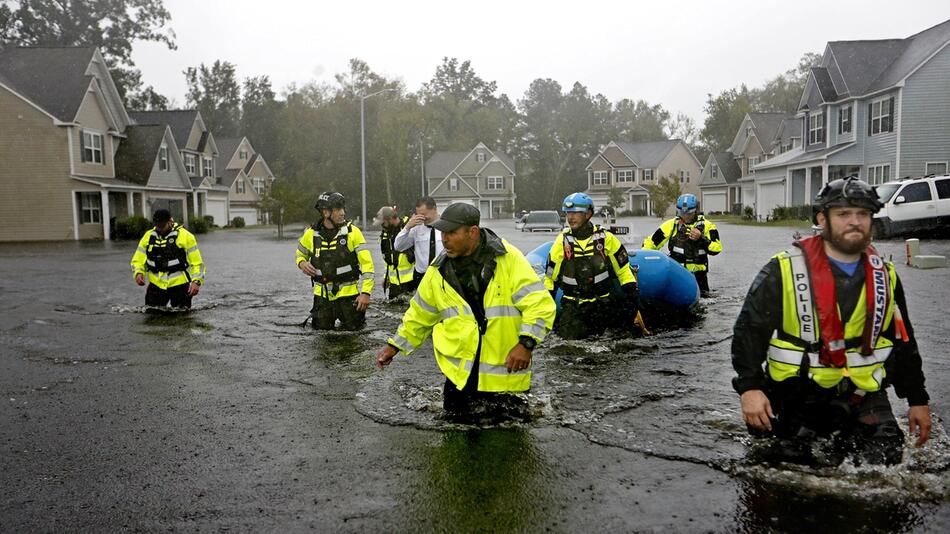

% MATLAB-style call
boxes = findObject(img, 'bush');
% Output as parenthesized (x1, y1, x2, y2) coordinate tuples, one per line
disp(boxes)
(114, 215, 152, 240)
(188, 216, 210, 234)
(772, 205, 814, 221)
(231, 216, 246, 228)
(618, 209, 648, 217)
(742, 206, 755, 220)
(203, 214, 215, 227)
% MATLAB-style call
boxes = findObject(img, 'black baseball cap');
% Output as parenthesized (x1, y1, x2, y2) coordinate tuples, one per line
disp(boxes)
(431, 203, 480, 232)
(152, 209, 172, 225)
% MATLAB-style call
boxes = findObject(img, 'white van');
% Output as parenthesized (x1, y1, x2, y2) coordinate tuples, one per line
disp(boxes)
(873, 174, 950, 238)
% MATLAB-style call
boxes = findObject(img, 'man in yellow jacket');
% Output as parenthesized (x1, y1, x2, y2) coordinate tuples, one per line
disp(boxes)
(376, 203, 556, 418)
(642, 193, 721, 297)
(130, 209, 204, 309)
(296, 192, 374, 330)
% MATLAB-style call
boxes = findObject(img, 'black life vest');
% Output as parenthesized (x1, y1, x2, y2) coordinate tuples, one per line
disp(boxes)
(668, 216, 708, 265)
(381, 216, 415, 266)
(559, 227, 613, 299)
(309, 222, 360, 284)
(145, 225, 188, 274)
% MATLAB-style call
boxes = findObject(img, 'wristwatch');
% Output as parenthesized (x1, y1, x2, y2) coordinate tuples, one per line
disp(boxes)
(518, 335, 537, 351)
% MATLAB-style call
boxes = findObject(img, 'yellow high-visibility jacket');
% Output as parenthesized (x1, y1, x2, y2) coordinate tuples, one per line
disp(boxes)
(131, 224, 204, 289)
(642, 215, 721, 272)
(388, 231, 556, 393)
(544, 225, 636, 303)
(381, 216, 416, 287)
(296, 221, 374, 300)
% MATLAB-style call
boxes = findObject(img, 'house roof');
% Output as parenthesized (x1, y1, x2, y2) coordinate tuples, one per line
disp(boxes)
(0, 47, 97, 122)
(113, 125, 168, 186)
(243, 153, 260, 174)
(613, 140, 681, 168)
(747, 113, 788, 149)
(754, 143, 855, 170)
(713, 152, 742, 184)
(810, 67, 839, 102)
(219, 168, 243, 188)
(129, 110, 199, 147)
(425, 147, 516, 179)
(215, 137, 245, 165)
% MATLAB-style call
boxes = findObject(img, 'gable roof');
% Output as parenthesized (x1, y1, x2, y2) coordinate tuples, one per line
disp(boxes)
(129, 110, 200, 147)
(219, 168, 244, 188)
(810, 67, 839, 102)
(426, 151, 468, 179)
(712, 152, 741, 185)
(747, 113, 787, 149)
(215, 136, 245, 165)
(613, 140, 681, 168)
(0, 47, 97, 122)
(113, 125, 170, 186)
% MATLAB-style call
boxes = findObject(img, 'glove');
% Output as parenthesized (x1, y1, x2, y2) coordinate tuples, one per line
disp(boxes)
(622, 282, 640, 315)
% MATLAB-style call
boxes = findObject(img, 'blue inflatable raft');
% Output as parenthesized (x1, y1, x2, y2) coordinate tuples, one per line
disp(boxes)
(524, 241, 700, 312)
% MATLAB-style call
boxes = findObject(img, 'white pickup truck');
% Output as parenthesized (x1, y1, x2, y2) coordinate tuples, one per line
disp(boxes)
(874, 174, 950, 238)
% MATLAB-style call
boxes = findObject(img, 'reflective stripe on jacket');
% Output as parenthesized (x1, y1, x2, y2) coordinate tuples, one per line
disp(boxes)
(766, 248, 897, 392)
(544, 225, 635, 303)
(381, 217, 416, 286)
(295, 222, 374, 300)
(388, 237, 556, 393)
(131, 224, 204, 289)
(642, 215, 721, 272)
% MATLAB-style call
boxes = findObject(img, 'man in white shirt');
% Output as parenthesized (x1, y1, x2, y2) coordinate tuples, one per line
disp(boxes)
(393, 196, 443, 283)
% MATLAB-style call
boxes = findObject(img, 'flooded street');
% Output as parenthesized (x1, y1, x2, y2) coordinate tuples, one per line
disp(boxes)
(3, 218, 950, 532)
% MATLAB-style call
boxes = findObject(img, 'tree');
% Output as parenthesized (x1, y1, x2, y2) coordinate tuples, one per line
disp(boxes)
(241, 75, 282, 161)
(610, 99, 669, 142)
(699, 85, 756, 152)
(126, 86, 168, 111)
(185, 60, 241, 137)
(644, 175, 682, 218)
(0, 0, 176, 105)
(607, 187, 626, 213)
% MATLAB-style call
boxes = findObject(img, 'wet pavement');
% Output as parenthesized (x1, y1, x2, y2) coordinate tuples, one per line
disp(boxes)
(2, 217, 950, 532)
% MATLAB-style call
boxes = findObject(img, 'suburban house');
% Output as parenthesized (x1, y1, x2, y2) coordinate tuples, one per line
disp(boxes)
(130, 110, 227, 226)
(216, 136, 277, 225)
(0, 46, 196, 241)
(584, 140, 702, 216)
(425, 142, 516, 219)
(749, 18, 950, 218)
(697, 152, 742, 213)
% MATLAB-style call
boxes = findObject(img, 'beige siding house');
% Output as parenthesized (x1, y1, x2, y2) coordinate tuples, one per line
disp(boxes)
(216, 136, 276, 225)
(0, 46, 195, 241)
(584, 140, 702, 216)
(426, 142, 516, 219)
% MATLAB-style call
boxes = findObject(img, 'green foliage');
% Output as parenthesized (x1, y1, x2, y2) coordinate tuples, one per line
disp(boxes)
(0, 0, 176, 104)
(114, 216, 152, 240)
(185, 60, 241, 137)
(230, 216, 246, 228)
(607, 187, 626, 211)
(644, 176, 682, 218)
(743, 206, 755, 220)
(771, 205, 814, 221)
(203, 214, 215, 227)
(188, 216, 210, 234)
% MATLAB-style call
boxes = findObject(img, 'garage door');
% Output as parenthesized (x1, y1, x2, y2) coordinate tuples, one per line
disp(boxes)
(702, 192, 726, 214)
(206, 198, 228, 227)
(230, 207, 258, 226)
(757, 182, 786, 219)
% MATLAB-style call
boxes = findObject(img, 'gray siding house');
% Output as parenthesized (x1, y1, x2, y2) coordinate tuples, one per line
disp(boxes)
(698, 152, 742, 213)
(752, 18, 950, 218)
(426, 143, 516, 219)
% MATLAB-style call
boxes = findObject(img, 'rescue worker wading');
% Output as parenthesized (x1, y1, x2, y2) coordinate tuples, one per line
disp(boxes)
(375, 203, 556, 418)
(642, 193, 721, 297)
(375, 206, 416, 299)
(296, 192, 374, 330)
(732, 177, 932, 466)
(131, 209, 204, 309)
(545, 192, 640, 340)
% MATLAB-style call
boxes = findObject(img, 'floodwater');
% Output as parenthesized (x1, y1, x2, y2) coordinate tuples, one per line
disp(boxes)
(2, 217, 950, 532)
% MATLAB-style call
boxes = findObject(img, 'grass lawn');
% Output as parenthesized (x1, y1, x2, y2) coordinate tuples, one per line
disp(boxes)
(712, 214, 814, 228)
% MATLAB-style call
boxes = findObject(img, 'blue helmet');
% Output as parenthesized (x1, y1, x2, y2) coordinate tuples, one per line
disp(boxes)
(562, 192, 594, 213)
(676, 194, 698, 216)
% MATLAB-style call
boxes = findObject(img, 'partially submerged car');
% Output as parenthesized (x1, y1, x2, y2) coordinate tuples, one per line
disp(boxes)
(873, 174, 950, 238)
(520, 210, 563, 232)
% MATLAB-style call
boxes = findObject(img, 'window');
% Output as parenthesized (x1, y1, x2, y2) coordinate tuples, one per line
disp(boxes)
(867, 164, 891, 185)
(236, 178, 245, 194)
(642, 169, 653, 181)
(253, 177, 264, 194)
(239, 150, 248, 160)
(749, 156, 759, 173)
(82, 130, 103, 164)
(616, 169, 633, 183)
(870, 98, 892, 135)
(711, 164, 718, 179)
(925, 162, 948, 176)
(839, 105, 852, 134)
(79, 192, 101, 223)
(476, 152, 486, 163)
(686, 170, 691, 183)
(159, 145, 168, 171)
(487, 176, 504, 190)
(935, 179, 950, 200)
(184, 153, 197, 174)
(203, 157, 213, 177)
(449, 178, 459, 191)
(808, 112, 825, 145)
(593, 171, 609, 186)
(899, 182, 932, 203)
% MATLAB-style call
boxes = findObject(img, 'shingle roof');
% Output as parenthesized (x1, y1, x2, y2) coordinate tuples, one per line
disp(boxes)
(425, 146, 516, 179)
(0, 47, 96, 122)
(747, 113, 788, 149)
(613, 140, 680, 168)
(219, 168, 243, 188)
(811, 67, 839, 102)
(713, 152, 741, 184)
(215, 137, 244, 167)
(243, 152, 260, 174)
(129, 110, 198, 148)
(113, 125, 167, 186)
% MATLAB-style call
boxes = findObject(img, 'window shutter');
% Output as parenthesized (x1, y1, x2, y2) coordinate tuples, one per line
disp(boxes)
(838, 108, 843, 134)
(868, 103, 873, 136)
(888, 97, 895, 132)
(80, 130, 86, 162)
(823, 111, 828, 143)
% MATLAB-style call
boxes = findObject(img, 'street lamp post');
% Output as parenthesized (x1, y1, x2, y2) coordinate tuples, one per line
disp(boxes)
(360, 88, 395, 228)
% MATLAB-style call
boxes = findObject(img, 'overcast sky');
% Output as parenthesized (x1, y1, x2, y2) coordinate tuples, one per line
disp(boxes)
(133, 0, 950, 125)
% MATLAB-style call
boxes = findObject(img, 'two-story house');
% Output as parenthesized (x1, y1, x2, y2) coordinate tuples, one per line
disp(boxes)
(216, 136, 276, 225)
(426, 143, 516, 219)
(752, 18, 950, 218)
(0, 46, 195, 241)
(697, 152, 742, 214)
(584, 140, 701, 216)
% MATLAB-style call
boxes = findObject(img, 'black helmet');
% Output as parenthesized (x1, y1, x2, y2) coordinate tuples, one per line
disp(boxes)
(315, 191, 345, 211)
(813, 176, 883, 222)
